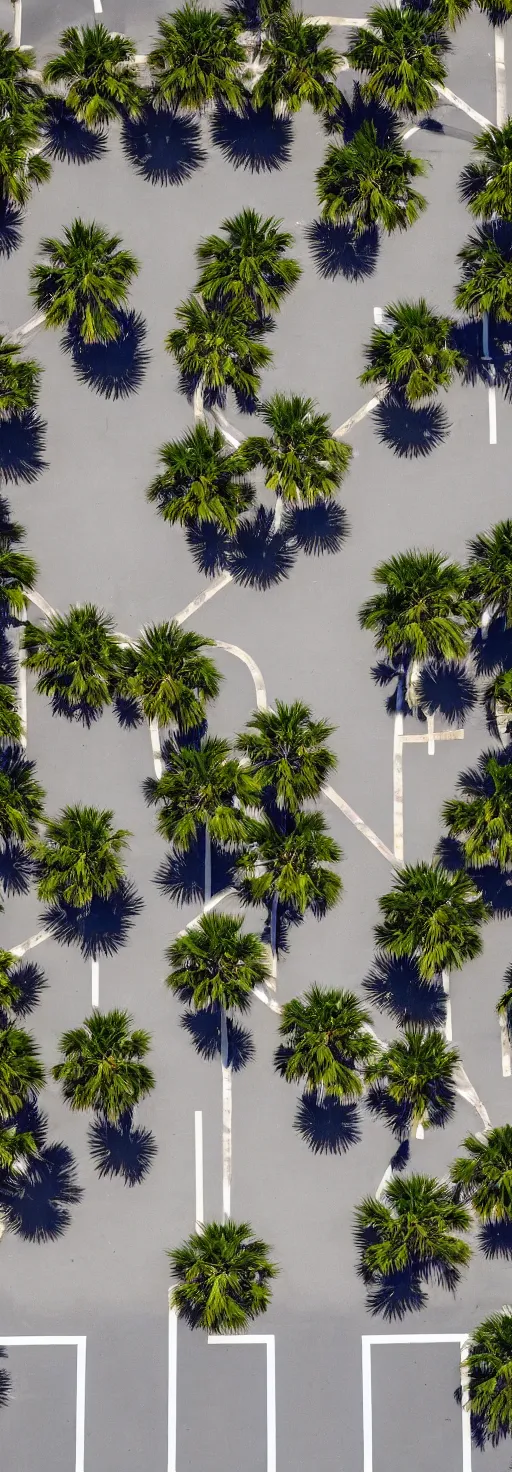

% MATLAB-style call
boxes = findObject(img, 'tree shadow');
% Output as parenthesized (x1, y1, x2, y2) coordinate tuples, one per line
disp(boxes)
(324, 83, 398, 144)
(227, 505, 296, 588)
(373, 390, 450, 458)
(305, 219, 380, 282)
(43, 98, 107, 165)
(0, 411, 48, 485)
(185, 520, 231, 577)
(363, 952, 446, 1027)
(0, 200, 23, 258)
(283, 500, 349, 556)
(181, 1007, 255, 1070)
(45, 688, 104, 727)
(0, 957, 47, 1023)
(293, 1091, 361, 1154)
(113, 693, 144, 729)
(88, 1109, 156, 1186)
(0, 1347, 10, 1407)
(0, 840, 34, 897)
(366, 1079, 456, 1141)
(122, 104, 206, 184)
(472, 615, 512, 677)
(155, 833, 236, 905)
(363, 1267, 428, 1319)
(436, 834, 512, 917)
(0, 1107, 81, 1242)
(478, 1218, 512, 1260)
(62, 310, 150, 400)
(210, 101, 293, 173)
(40, 877, 143, 958)
(418, 660, 477, 726)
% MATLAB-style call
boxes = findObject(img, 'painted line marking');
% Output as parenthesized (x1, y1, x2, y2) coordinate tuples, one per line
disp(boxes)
(442, 969, 452, 1043)
(427, 712, 435, 756)
(208, 1335, 276, 1472)
(9, 929, 50, 958)
(173, 572, 233, 627)
(91, 957, 99, 1009)
(194, 1110, 204, 1230)
(322, 783, 395, 865)
(454, 1062, 490, 1130)
(434, 84, 490, 128)
(489, 381, 497, 445)
(402, 730, 464, 743)
(362, 1335, 472, 1472)
(334, 387, 387, 438)
(373, 307, 384, 326)
(167, 1300, 178, 1472)
(499, 1012, 511, 1077)
(495, 29, 506, 126)
(0, 1338, 86, 1472)
(93, 0, 103, 11)
(393, 712, 404, 863)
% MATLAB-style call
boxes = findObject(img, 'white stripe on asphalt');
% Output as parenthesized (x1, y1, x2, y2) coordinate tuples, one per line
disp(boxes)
(194, 1109, 204, 1229)
(495, 29, 507, 126)
(207, 1335, 276, 1472)
(500, 1012, 511, 1077)
(17, 607, 27, 749)
(167, 1302, 178, 1472)
(489, 381, 497, 445)
(91, 957, 99, 1009)
(173, 571, 233, 626)
(93, 0, 103, 11)
(393, 711, 404, 862)
(434, 84, 491, 127)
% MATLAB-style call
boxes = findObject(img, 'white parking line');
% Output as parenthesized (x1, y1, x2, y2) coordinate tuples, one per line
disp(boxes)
(0, 1338, 86, 1472)
(167, 1302, 178, 1472)
(93, 0, 103, 12)
(208, 1335, 276, 1472)
(489, 380, 497, 445)
(91, 956, 99, 1009)
(362, 1335, 472, 1472)
(194, 1110, 204, 1229)
(499, 1012, 511, 1076)
(495, 29, 507, 126)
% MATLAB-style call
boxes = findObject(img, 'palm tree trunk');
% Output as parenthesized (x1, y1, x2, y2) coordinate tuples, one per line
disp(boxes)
(11, 0, 22, 47)
(269, 891, 278, 990)
(91, 952, 99, 1009)
(481, 605, 493, 641)
(204, 826, 212, 905)
(149, 717, 163, 779)
(406, 658, 422, 709)
(193, 380, 205, 423)
(271, 494, 283, 535)
(220, 1005, 232, 1222)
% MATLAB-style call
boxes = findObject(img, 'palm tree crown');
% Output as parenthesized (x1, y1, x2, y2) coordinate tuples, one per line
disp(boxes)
(484, 668, 512, 739)
(144, 734, 259, 849)
(0, 1026, 45, 1115)
(0, 102, 51, 207)
(119, 622, 221, 730)
(355, 1173, 471, 1281)
(43, 23, 144, 127)
(459, 121, 512, 221)
(276, 984, 378, 1098)
(0, 747, 45, 845)
(166, 910, 269, 1011)
(195, 209, 301, 315)
(360, 300, 464, 403)
(359, 549, 476, 665)
(236, 699, 337, 811)
(451, 1125, 512, 1221)
(244, 394, 351, 506)
(0, 541, 37, 619)
(0, 686, 22, 747)
(374, 861, 488, 980)
(33, 804, 130, 908)
(0, 1119, 38, 1174)
(467, 520, 512, 625)
(146, 423, 254, 534)
(237, 810, 342, 915)
(52, 1008, 155, 1121)
(366, 1025, 459, 1131)
(148, 5, 247, 112)
(30, 219, 140, 344)
(0, 947, 29, 1017)
(442, 750, 512, 870)
(455, 223, 512, 322)
(0, 31, 42, 107)
(317, 121, 428, 234)
(23, 604, 123, 716)
(463, 1312, 512, 1439)
(346, 5, 450, 117)
(166, 296, 272, 399)
(253, 14, 340, 115)
(168, 1219, 278, 1331)
(0, 334, 41, 420)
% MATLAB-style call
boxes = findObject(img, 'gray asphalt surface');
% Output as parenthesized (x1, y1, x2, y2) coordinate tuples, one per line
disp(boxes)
(1, 2, 512, 1469)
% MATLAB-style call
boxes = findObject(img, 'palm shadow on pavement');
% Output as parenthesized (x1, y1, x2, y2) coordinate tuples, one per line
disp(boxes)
(306, 220, 380, 282)
(478, 1219, 512, 1260)
(155, 832, 236, 906)
(366, 1080, 456, 1142)
(0, 1104, 81, 1243)
(0, 411, 48, 485)
(210, 101, 293, 173)
(324, 83, 398, 143)
(0, 200, 22, 258)
(0, 957, 47, 1025)
(283, 501, 349, 556)
(186, 521, 231, 576)
(181, 1007, 255, 1070)
(88, 1109, 156, 1186)
(227, 505, 296, 588)
(0, 840, 34, 898)
(45, 689, 104, 727)
(293, 1090, 362, 1154)
(472, 615, 512, 677)
(62, 310, 150, 399)
(373, 390, 450, 458)
(418, 660, 477, 725)
(40, 877, 143, 958)
(363, 953, 447, 1028)
(0, 1348, 10, 1408)
(122, 104, 207, 184)
(43, 99, 108, 164)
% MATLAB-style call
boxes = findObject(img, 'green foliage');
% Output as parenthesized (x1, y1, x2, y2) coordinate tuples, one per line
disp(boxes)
(166, 910, 269, 1011)
(484, 668, 512, 736)
(146, 423, 254, 534)
(497, 963, 512, 1037)
(317, 121, 428, 233)
(166, 296, 273, 399)
(0, 1026, 45, 1115)
(237, 809, 343, 915)
(23, 604, 123, 715)
(359, 549, 477, 663)
(195, 208, 301, 314)
(355, 1174, 471, 1281)
(442, 750, 512, 870)
(455, 224, 512, 322)
(148, 4, 247, 112)
(0, 544, 37, 618)
(0, 1119, 37, 1174)
(451, 1125, 512, 1221)
(0, 99, 50, 207)
(144, 734, 259, 848)
(236, 699, 337, 811)
(119, 621, 221, 730)
(467, 520, 512, 625)
(0, 685, 22, 746)
(366, 1025, 459, 1130)
(360, 299, 464, 402)
(244, 394, 351, 506)
(253, 14, 340, 115)
(463, 1312, 512, 1438)
(30, 219, 140, 344)
(33, 804, 130, 908)
(374, 861, 488, 980)
(168, 1219, 278, 1331)
(0, 30, 42, 107)
(52, 1008, 155, 1121)
(346, 5, 450, 116)
(0, 747, 45, 845)
(43, 23, 144, 126)
(276, 984, 378, 1098)
(459, 122, 512, 221)
(0, 948, 25, 1015)
(0, 333, 41, 419)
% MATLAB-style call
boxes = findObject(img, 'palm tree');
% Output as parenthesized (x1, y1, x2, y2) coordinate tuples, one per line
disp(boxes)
(442, 750, 512, 869)
(195, 209, 301, 315)
(374, 861, 488, 981)
(0, 948, 25, 1015)
(236, 699, 337, 811)
(119, 622, 221, 732)
(346, 6, 450, 117)
(317, 122, 428, 234)
(463, 1312, 512, 1439)
(0, 747, 45, 845)
(276, 984, 378, 1098)
(146, 423, 254, 534)
(355, 1174, 471, 1289)
(52, 1008, 155, 1121)
(43, 23, 144, 127)
(484, 668, 512, 743)
(0, 1026, 44, 1115)
(0, 31, 42, 106)
(30, 220, 140, 344)
(467, 521, 512, 629)
(0, 334, 41, 420)
(166, 296, 273, 404)
(148, 5, 247, 113)
(166, 910, 269, 1011)
(23, 604, 123, 717)
(360, 300, 464, 403)
(237, 809, 342, 965)
(451, 1126, 512, 1221)
(253, 14, 340, 116)
(244, 394, 351, 527)
(0, 685, 22, 746)
(0, 1119, 37, 1174)
(0, 539, 37, 619)
(0, 104, 51, 208)
(455, 223, 512, 322)
(168, 1219, 278, 1330)
(144, 734, 258, 899)
(366, 1025, 459, 1137)
(32, 804, 130, 908)
(459, 121, 512, 221)
(359, 549, 477, 703)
